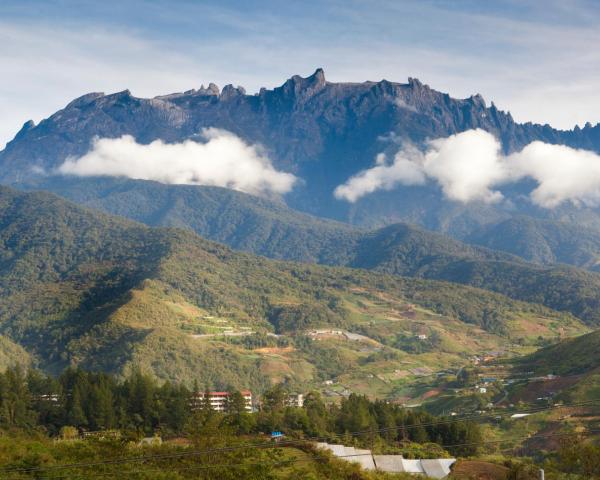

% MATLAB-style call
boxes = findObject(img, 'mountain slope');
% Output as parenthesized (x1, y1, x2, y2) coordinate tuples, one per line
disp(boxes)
(20, 177, 600, 326)
(519, 329, 600, 377)
(513, 330, 600, 404)
(348, 224, 600, 326)
(20, 176, 361, 264)
(0, 186, 586, 391)
(468, 216, 600, 271)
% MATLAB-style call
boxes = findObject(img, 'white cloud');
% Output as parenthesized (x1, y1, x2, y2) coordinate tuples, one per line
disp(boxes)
(335, 129, 600, 208)
(511, 141, 600, 208)
(333, 150, 426, 202)
(422, 130, 508, 203)
(58, 129, 297, 196)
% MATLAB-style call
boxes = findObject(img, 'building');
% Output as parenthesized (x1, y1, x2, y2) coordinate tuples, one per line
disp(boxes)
(286, 393, 304, 408)
(192, 390, 253, 412)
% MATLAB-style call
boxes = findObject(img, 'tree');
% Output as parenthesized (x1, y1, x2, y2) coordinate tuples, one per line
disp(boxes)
(303, 392, 329, 437)
(557, 438, 600, 478)
(457, 368, 479, 387)
(226, 390, 255, 433)
(68, 385, 87, 428)
(262, 384, 287, 413)
(0, 366, 36, 427)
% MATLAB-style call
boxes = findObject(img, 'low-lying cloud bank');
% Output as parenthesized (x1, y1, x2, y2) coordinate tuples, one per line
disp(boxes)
(334, 129, 600, 208)
(58, 129, 297, 196)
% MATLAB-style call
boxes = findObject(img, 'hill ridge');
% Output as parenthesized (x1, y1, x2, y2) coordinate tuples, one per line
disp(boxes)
(0, 184, 588, 390)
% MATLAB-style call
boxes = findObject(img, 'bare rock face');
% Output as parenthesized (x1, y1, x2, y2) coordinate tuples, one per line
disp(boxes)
(1, 69, 599, 230)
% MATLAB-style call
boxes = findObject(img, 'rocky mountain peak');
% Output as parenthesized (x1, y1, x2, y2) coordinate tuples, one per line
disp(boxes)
(221, 84, 247, 100)
(13, 120, 36, 141)
(279, 68, 327, 101)
(65, 92, 105, 109)
(197, 83, 220, 96)
(407, 77, 427, 90)
(311, 67, 326, 85)
(469, 93, 487, 109)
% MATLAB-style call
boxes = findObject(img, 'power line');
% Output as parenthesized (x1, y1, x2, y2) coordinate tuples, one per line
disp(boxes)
(2, 400, 598, 475)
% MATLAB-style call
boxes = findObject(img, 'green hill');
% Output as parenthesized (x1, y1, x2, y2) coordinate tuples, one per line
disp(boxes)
(22, 177, 361, 264)
(517, 329, 600, 377)
(0, 186, 587, 395)
(350, 226, 600, 326)
(512, 329, 600, 404)
(21, 178, 600, 326)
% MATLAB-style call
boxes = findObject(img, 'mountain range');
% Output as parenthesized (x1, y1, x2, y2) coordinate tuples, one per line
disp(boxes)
(3, 69, 600, 270)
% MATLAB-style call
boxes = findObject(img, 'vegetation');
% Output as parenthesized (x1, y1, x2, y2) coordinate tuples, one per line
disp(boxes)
(0, 366, 598, 478)
(0, 186, 585, 387)
(0, 366, 480, 454)
(468, 214, 600, 271)
(0, 366, 486, 479)
(26, 179, 600, 326)
(517, 329, 600, 376)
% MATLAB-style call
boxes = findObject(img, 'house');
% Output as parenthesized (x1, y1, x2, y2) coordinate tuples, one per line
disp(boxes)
(191, 390, 253, 412)
(286, 393, 304, 408)
(36, 394, 62, 407)
(82, 430, 121, 440)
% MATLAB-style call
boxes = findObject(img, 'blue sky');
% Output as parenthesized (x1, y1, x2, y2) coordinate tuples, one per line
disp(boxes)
(1, 0, 599, 146)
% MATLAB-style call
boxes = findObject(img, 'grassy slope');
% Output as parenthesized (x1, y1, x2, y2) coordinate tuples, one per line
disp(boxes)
(517, 329, 600, 377)
(0, 186, 589, 395)
(506, 329, 600, 405)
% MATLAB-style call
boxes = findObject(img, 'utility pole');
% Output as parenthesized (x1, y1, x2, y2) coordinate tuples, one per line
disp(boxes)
(539, 468, 545, 480)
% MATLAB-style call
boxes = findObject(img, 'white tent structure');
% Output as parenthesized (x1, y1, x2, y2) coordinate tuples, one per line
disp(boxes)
(316, 443, 456, 478)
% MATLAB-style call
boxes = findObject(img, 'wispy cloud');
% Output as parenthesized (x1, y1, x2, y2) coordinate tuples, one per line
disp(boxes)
(335, 129, 600, 208)
(58, 129, 297, 196)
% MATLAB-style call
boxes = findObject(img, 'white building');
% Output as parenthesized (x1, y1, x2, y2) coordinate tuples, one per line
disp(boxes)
(286, 393, 304, 408)
(192, 390, 253, 412)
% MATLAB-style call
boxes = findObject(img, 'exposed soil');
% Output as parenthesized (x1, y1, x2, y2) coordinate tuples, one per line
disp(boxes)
(450, 460, 509, 480)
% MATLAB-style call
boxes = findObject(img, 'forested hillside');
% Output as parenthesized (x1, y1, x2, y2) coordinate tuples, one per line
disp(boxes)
(517, 329, 600, 377)
(22, 178, 600, 327)
(468, 215, 600, 270)
(0, 186, 586, 390)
